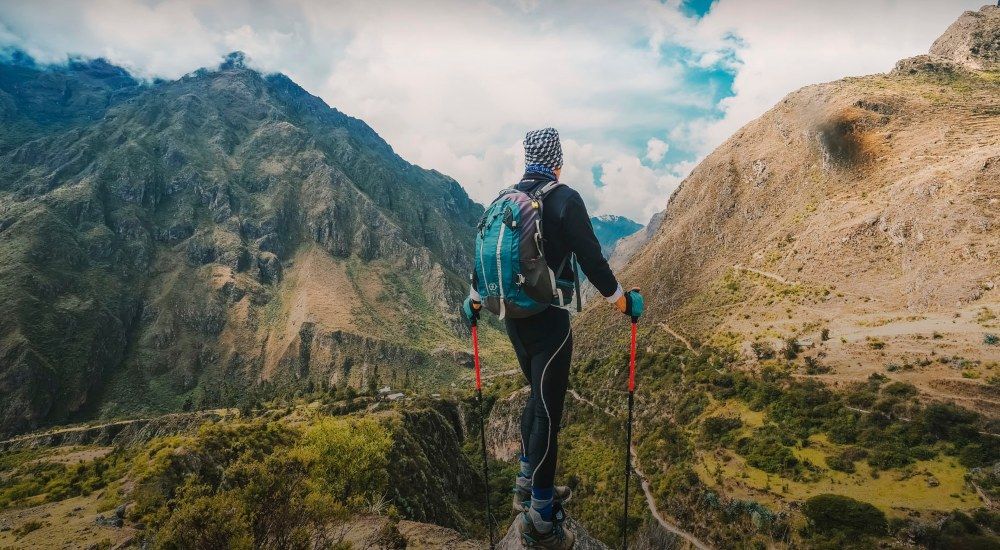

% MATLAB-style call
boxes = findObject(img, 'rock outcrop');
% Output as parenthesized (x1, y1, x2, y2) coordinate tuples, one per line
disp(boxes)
(497, 517, 610, 550)
(930, 5, 1000, 70)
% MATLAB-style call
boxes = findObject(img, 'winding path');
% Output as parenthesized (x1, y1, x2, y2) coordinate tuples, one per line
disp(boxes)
(732, 264, 792, 285)
(567, 390, 712, 549)
(659, 323, 694, 352)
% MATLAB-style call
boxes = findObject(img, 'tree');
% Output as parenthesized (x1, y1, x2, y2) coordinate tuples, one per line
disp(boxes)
(802, 494, 886, 538)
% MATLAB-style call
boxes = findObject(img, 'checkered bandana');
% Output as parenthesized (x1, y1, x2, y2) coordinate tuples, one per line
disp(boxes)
(523, 127, 563, 171)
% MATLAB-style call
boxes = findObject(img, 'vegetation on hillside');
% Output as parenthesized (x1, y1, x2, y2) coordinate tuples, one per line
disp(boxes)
(0, 397, 488, 548)
(570, 331, 1000, 548)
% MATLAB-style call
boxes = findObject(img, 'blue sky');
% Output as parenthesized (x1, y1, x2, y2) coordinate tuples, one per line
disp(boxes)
(0, 0, 980, 223)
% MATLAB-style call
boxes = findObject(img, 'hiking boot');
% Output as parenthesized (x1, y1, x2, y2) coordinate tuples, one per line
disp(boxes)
(512, 478, 572, 512)
(517, 503, 575, 549)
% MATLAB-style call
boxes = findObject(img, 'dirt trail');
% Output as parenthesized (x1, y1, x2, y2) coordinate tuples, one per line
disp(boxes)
(660, 323, 694, 351)
(732, 264, 791, 285)
(567, 390, 713, 549)
(0, 409, 231, 447)
(631, 445, 712, 550)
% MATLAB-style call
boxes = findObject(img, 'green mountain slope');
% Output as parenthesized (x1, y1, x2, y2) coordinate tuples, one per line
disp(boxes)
(0, 51, 494, 437)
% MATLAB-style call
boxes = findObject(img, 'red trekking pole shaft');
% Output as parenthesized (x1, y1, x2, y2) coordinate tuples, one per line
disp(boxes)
(472, 323, 483, 391)
(621, 317, 638, 550)
(471, 322, 495, 549)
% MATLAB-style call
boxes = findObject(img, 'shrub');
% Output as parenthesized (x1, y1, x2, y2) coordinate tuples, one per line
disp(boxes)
(923, 511, 1000, 549)
(985, 334, 999, 346)
(701, 416, 743, 444)
(881, 382, 918, 398)
(784, 337, 800, 360)
(155, 492, 254, 550)
(867, 442, 912, 470)
(752, 342, 775, 360)
(825, 454, 855, 473)
(825, 412, 861, 444)
(303, 417, 393, 501)
(13, 519, 45, 539)
(802, 494, 886, 537)
(804, 356, 830, 374)
(921, 402, 979, 443)
(735, 427, 798, 475)
(827, 447, 867, 473)
(675, 391, 709, 424)
(820, 328, 830, 341)
(867, 337, 885, 350)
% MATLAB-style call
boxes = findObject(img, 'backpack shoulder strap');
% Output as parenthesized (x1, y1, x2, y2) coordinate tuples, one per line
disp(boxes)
(531, 180, 563, 199)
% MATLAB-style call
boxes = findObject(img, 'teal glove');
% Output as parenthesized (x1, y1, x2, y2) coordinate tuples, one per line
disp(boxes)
(624, 290, 644, 320)
(462, 297, 481, 324)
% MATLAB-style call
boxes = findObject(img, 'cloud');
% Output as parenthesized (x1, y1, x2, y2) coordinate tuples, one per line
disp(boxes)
(649, 0, 983, 156)
(645, 138, 669, 163)
(0, 0, 981, 224)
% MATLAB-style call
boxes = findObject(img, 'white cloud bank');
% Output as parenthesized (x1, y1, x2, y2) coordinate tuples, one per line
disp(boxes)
(0, 0, 981, 223)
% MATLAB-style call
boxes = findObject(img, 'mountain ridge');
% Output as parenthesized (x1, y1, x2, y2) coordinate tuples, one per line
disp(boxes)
(0, 51, 497, 437)
(589, 214, 642, 258)
(568, 6, 999, 547)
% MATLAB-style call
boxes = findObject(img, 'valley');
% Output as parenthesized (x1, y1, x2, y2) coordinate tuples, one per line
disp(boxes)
(0, 4, 998, 549)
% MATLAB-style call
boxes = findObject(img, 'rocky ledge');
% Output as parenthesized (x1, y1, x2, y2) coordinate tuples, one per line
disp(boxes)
(497, 517, 609, 550)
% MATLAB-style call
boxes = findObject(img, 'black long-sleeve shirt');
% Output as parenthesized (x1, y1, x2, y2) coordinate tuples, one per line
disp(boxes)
(470, 174, 622, 305)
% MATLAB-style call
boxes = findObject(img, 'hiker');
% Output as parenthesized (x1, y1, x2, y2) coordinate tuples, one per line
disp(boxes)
(463, 128, 644, 549)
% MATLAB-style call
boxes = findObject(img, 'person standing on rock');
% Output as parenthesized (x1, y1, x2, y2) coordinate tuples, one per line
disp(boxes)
(463, 128, 644, 549)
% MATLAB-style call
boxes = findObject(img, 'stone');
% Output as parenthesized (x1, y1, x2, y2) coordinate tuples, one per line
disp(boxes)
(257, 252, 282, 283)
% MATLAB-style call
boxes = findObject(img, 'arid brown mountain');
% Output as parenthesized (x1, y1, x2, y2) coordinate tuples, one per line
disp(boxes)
(578, 5, 999, 413)
(0, 51, 498, 437)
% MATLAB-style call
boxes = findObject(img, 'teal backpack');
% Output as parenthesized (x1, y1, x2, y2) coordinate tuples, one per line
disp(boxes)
(474, 181, 580, 320)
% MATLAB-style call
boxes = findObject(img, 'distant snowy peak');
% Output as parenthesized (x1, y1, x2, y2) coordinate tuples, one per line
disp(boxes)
(589, 215, 643, 259)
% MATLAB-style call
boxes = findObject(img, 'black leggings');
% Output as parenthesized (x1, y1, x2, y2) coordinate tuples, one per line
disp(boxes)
(505, 306, 573, 491)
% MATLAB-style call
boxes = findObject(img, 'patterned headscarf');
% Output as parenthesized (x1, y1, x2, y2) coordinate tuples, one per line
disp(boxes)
(523, 127, 563, 173)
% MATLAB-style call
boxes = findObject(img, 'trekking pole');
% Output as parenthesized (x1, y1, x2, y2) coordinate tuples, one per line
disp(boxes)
(621, 317, 638, 550)
(471, 320, 496, 549)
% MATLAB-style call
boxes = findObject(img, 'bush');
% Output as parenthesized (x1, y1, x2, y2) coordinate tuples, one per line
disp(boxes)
(881, 382, 918, 398)
(918, 510, 1000, 549)
(804, 356, 830, 374)
(827, 447, 867, 473)
(985, 334, 999, 346)
(802, 494, 886, 537)
(303, 417, 393, 500)
(921, 402, 978, 443)
(675, 391, 709, 424)
(867, 442, 912, 470)
(155, 492, 254, 550)
(13, 519, 45, 539)
(752, 342, 775, 360)
(784, 338, 800, 360)
(701, 416, 743, 444)
(735, 427, 798, 475)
